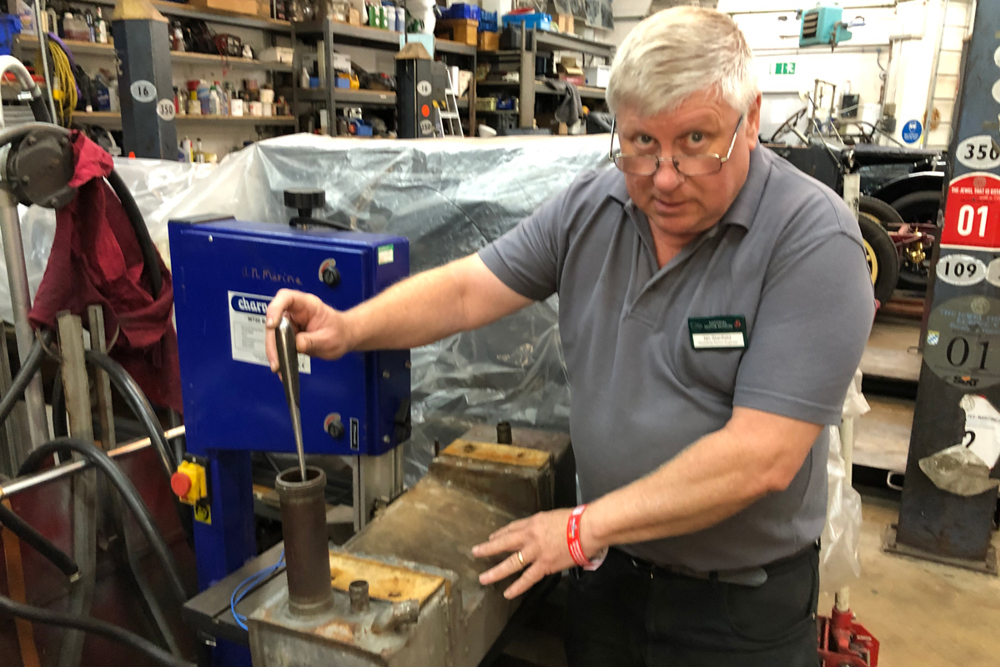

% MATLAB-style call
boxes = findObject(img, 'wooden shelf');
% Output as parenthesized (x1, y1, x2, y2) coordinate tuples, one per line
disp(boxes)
(15, 35, 114, 57)
(86, 0, 291, 33)
(435, 39, 477, 56)
(288, 87, 396, 106)
(73, 111, 296, 127)
(534, 80, 605, 99)
(172, 51, 294, 72)
(15, 35, 293, 72)
(293, 19, 400, 48)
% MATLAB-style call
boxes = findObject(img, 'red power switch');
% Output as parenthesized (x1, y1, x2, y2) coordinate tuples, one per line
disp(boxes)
(171, 471, 192, 497)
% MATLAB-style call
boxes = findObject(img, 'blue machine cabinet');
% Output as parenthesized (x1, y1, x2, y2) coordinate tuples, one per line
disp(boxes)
(169, 217, 410, 600)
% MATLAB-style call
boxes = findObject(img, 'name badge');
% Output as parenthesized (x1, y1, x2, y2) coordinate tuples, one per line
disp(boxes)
(688, 315, 747, 350)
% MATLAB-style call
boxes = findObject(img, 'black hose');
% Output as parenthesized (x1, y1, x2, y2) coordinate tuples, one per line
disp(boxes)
(0, 336, 45, 427)
(0, 593, 194, 667)
(84, 350, 177, 476)
(28, 92, 52, 124)
(0, 502, 79, 579)
(18, 438, 190, 603)
(105, 171, 163, 301)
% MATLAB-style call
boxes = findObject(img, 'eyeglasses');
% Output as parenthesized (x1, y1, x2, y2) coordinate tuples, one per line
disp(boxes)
(609, 114, 745, 177)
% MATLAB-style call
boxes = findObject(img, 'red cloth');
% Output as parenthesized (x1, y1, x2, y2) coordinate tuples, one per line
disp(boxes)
(28, 132, 182, 414)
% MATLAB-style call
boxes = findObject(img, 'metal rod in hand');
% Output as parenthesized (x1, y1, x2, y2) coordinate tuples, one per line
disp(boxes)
(276, 315, 306, 479)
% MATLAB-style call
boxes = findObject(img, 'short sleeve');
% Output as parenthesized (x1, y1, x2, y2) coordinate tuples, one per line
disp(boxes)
(478, 170, 603, 301)
(733, 229, 876, 425)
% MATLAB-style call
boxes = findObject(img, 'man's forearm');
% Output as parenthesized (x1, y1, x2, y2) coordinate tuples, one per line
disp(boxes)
(345, 263, 469, 352)
(583, 411, 820, 551)
(345, 254, 533, 352)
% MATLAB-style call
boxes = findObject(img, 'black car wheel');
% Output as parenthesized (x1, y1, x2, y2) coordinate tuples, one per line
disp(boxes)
(859, 212, 899, 306)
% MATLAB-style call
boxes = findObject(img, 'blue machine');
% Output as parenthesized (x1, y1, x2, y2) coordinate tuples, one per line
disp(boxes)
(799, 5, 853, 48)
(168, 216, 410, 601)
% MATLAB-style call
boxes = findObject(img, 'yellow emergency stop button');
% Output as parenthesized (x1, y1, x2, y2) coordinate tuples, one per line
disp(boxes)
(170, 461, 207, 505)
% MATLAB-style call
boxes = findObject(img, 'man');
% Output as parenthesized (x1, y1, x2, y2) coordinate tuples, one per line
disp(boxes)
(265, 7, 874, 665)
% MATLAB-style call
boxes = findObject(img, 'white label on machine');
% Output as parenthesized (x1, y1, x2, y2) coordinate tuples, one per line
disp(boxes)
(228, 291, 311, 374)
(959, 394, 1000, 468)
(130, 80, 157, 103)
(377, 244, 394, 265)
(956, 134, 1000, 170)
(417, 80, 432, 96)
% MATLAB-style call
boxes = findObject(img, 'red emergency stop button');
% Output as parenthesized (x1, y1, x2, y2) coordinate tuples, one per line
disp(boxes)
(171, 470, 192, 497)
(421, 104, 430, 117)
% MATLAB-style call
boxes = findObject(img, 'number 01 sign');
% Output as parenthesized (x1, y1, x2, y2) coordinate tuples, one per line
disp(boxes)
(940, 172, 1000, 251)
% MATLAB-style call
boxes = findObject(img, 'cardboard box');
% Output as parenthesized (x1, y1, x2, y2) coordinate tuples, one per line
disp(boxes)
(478, 30, 499, 51)
(256, 0, 271, 19)
(436, 18, 478, 46)
(260, 46, 294, 64)
(584, 65, 610, 88)
(188, 0, 259, 16)
(555, 13, 573, 33)
(348, 8, 361, 25)
(557, 57, 584, 86)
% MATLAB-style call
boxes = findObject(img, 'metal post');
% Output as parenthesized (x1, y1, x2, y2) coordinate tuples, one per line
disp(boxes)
(87, 305, 115, 451)
(111, 1, 177, 159)
(31, 0, 58, 123)
(56, 312, 96, 667)
(0, 188, 49, 447)
(889, 1, 999, 574)
(352, 449, 403, 533)
(836, 415, 855, 612)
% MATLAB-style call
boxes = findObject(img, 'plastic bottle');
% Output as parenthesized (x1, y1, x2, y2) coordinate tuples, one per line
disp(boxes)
(180, 136, 193, 162)
(385, 5, 395, 32)
(188, 90, 201, 115)
(195, 138, 205, 163)
(85, 9, 95, 42)
(208, 83, 221, 116)
(95, 9, 108, 44)
(95, 75, 110, 111)
(197, 80, 210, 115)
(107, 78, 119, 112)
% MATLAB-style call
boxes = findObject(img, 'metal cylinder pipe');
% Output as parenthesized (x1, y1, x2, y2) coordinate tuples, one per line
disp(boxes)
(349, 580, 369, 613)
(276, 465, 334, 617)
(0, 187, 49, 449)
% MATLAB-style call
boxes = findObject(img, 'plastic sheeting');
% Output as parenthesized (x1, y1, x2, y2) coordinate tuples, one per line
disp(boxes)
(0, 133, 612, 482)
(820, 369, 868, 593)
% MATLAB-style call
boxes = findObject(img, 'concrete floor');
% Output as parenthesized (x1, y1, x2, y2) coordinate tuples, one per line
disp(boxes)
(495, 494, 1000, 667)
(820, 497, 1000, 667)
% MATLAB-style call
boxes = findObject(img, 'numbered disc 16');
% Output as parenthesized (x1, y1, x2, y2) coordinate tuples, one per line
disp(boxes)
(925, 295, 1000, 389)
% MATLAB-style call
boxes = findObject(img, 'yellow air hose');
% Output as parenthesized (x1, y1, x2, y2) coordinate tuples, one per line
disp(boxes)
(38, 40, 78, 126)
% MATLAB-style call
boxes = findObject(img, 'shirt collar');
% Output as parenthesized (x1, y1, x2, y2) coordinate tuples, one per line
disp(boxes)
(608, 145, 772, 231)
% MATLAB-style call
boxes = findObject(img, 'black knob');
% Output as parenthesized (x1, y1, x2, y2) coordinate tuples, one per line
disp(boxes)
(327, 419, 345, 439)
(284, 188, 326, 220)
(497, 421, 512, 445)
(322, 266, 341, 288)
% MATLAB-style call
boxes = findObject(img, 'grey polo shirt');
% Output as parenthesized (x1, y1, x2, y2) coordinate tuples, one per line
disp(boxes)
(478, 145, 875, 570)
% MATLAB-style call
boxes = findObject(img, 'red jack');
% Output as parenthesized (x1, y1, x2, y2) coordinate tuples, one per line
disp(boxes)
(817, 604, 880, 667)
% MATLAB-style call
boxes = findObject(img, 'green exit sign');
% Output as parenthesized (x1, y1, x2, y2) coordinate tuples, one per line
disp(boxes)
(771, 62, 796, 75)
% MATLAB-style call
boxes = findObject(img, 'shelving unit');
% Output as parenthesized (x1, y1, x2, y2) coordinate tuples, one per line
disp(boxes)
(289, 18, 476, 136)
(73, 110, 296, 129)
(15, 35, 294, 72)
(478, 29, 614, 131)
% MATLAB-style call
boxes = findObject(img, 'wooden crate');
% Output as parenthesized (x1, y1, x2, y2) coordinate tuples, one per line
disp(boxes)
(436, 18, 478, 46)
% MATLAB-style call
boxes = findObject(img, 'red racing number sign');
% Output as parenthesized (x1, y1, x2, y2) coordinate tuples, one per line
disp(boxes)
(940, 172, 1000, 251)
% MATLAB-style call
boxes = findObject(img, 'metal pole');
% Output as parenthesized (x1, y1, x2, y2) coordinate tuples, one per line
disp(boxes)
(921, 0, 950, 148)
(31, 0, 58, 123)
(0, 188, 49, 447)
(0, 426, 186, 499)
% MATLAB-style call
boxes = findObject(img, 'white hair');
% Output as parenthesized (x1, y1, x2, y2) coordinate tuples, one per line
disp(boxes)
(607, 7, 758, 118)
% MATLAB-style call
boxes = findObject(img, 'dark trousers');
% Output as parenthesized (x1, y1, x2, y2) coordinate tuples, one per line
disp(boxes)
(565, 545, 819, 667)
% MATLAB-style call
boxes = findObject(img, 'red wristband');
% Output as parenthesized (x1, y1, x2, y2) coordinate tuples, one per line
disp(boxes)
(566, 504, 594, 568)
